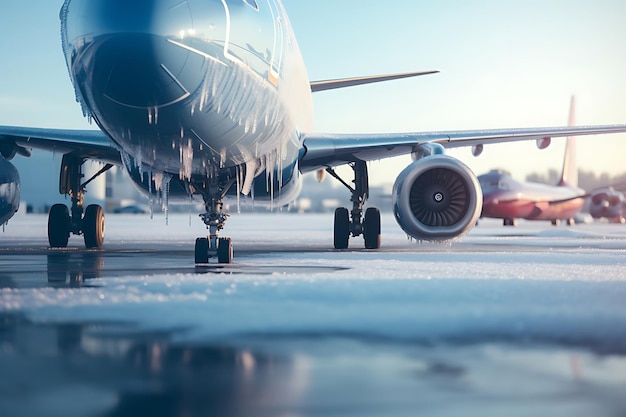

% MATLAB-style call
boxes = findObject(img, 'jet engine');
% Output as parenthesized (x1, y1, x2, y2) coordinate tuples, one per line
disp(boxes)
(589, 188, 625, 221)
(392, 155, 482, 240)
(0, 155, 20, 225)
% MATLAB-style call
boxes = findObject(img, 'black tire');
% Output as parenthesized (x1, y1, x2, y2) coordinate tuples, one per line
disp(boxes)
(503, 218, 517, 227)
(334, 207, 350, 249)
(48, 204, 70, 248)
(217, 237, 233, 264)
(83, 204, 105, 248)
(363, 207, 381, 249)
(195, 238, 209, 264)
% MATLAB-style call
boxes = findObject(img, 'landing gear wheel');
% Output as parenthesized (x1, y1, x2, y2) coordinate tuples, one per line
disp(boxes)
(363, 207, 381, 249)
(83, 204, 105, 248)
(503, 218, 517, 226)
(217, 237, 233, 264)
(195, 238, 209, 264)
(334, 207, 350, 249)
(48, 204, 70, 248)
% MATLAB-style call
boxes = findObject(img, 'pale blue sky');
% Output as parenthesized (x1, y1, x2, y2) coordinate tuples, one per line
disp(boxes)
(0, 1, 625, 186)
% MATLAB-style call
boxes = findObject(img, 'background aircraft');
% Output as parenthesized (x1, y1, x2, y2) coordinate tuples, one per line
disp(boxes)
(478, 162, 584, 227)
(1, 1, 625, 263)
(478, 97, 585, 226)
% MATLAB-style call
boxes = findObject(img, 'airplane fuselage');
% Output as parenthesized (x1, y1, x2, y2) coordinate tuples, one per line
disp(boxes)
(61, 0, 313, 204)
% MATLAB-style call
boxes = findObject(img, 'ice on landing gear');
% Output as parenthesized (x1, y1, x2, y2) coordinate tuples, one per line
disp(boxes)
(48, 154, 111, 249)
(328, 160, 381, 250)
(194, 178, 235, 264)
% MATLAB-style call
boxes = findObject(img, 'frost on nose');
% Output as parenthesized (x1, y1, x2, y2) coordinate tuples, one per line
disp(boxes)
(94, 34, 206, 109)
(61, 0, 209, 110)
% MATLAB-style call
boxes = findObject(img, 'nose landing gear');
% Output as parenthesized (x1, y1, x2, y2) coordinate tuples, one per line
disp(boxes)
(194, 178, 235, 264)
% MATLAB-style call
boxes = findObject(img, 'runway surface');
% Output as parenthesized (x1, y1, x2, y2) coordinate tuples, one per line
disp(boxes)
(1, 212, 626, 417)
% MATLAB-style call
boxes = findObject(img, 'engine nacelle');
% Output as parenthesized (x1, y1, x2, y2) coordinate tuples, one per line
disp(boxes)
(392, 155, 482, 240)
(589, 188, 625, 219)
(0, 155, 20, 224)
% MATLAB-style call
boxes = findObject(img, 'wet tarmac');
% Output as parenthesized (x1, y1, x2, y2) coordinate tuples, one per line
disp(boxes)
(1, 213, 626, 416)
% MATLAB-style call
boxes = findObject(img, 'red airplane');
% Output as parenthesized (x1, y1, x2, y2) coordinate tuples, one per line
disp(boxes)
(478, 97, 586, 226)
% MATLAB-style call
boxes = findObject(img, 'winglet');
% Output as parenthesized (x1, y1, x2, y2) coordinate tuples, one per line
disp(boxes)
(310, 70, 440, 93)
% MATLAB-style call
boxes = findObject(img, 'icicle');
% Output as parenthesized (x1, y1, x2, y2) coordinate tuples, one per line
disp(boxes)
(121, 151, 133, 172)
(251, 182, 255, 210)
(160, 174, 172, 226)
(189, 194, 193, 227)
(135, 146, 143, 177)
(236, 165, 241, 214)
(219, 148, 226, 169)
(179, 139, 193, 180)
(148, 169, 154, 219)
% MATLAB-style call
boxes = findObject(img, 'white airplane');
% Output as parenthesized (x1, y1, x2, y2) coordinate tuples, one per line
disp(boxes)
(1, 0, 625, 263)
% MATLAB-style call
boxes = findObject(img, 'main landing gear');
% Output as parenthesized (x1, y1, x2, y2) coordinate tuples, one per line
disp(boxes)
(48, 154, 112, 249)
(194, 179, 234, 264)
(503, 218, 517, 226)
(327, 160, 381, 250)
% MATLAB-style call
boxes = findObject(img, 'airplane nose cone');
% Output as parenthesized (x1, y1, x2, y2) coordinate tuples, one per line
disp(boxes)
(61, 0, 210, 109)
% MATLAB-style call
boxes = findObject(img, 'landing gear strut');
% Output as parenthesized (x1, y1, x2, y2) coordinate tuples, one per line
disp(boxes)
(194, 178, 235, 264)
(48, 154, 111, 249)
(327, 160, 381, 249)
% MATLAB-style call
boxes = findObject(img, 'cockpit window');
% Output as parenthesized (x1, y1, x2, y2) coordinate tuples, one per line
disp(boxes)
(498, 180, 511, 190)
(479, 178, 512, 191)
(243, 0, 259, 11)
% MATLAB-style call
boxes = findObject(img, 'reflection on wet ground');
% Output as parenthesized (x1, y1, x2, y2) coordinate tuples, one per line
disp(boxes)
(0, 313, 304, 417)
(0, 249, 349, 289)
(2, 313, 626, 417)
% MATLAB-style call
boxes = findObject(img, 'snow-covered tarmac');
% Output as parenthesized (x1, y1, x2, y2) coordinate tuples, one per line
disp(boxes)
(1, 212, 626, 416)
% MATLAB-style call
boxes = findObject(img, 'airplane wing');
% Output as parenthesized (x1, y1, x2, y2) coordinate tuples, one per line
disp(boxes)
(300, 125, 626, 172)
(0, 125, 121, 164)
(310, 70, 440, 92)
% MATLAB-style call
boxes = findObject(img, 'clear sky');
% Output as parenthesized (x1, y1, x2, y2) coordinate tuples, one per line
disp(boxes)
(0, 1, 625, 187)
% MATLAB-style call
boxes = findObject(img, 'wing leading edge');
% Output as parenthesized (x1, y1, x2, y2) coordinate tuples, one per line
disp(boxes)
(310, 71, 440, 92)
(299, 125, 626, 172)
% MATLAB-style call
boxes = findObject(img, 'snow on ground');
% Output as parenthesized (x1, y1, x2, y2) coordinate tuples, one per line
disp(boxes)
(1, 212, 625, 343)
(1, 212, 626, 416)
